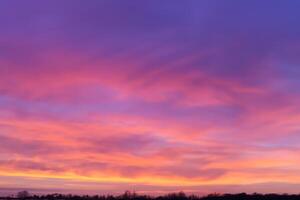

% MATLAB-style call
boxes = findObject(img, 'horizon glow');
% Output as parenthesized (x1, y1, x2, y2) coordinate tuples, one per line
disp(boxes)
(0, 0, 300, 195)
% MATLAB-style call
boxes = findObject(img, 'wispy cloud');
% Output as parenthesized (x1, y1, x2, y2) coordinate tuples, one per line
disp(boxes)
(0, 0, 300, 194)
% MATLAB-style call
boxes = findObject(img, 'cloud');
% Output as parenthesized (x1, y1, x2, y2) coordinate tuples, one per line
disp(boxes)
(0, 0, 300, 194)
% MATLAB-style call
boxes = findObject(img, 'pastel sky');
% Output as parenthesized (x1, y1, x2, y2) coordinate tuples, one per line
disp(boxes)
(1, 0, 300, 195)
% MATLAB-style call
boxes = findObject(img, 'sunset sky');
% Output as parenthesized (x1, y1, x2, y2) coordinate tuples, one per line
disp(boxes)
(1, 0, 300, 195)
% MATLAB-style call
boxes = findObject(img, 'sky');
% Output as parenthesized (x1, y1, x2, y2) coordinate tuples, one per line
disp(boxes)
(0, 0, 300, 195)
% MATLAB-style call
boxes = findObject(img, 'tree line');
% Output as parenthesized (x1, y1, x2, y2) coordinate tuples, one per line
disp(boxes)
(1, 191, 300, 200)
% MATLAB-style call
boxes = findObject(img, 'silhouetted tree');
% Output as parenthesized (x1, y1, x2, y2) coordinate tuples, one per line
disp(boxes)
(17, 191, 30, 199)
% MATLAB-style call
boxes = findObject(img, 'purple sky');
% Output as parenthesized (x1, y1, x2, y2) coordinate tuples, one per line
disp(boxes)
(0, 0, 300, 195)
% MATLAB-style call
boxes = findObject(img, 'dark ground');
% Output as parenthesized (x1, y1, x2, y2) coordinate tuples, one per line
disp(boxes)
(2, 191, 300, 200)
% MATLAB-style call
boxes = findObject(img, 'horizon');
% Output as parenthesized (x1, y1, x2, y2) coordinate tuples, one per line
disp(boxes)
(2, 190, 300, 198)
(2, 182, 300, 196)
(0, 0, 300, 195)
